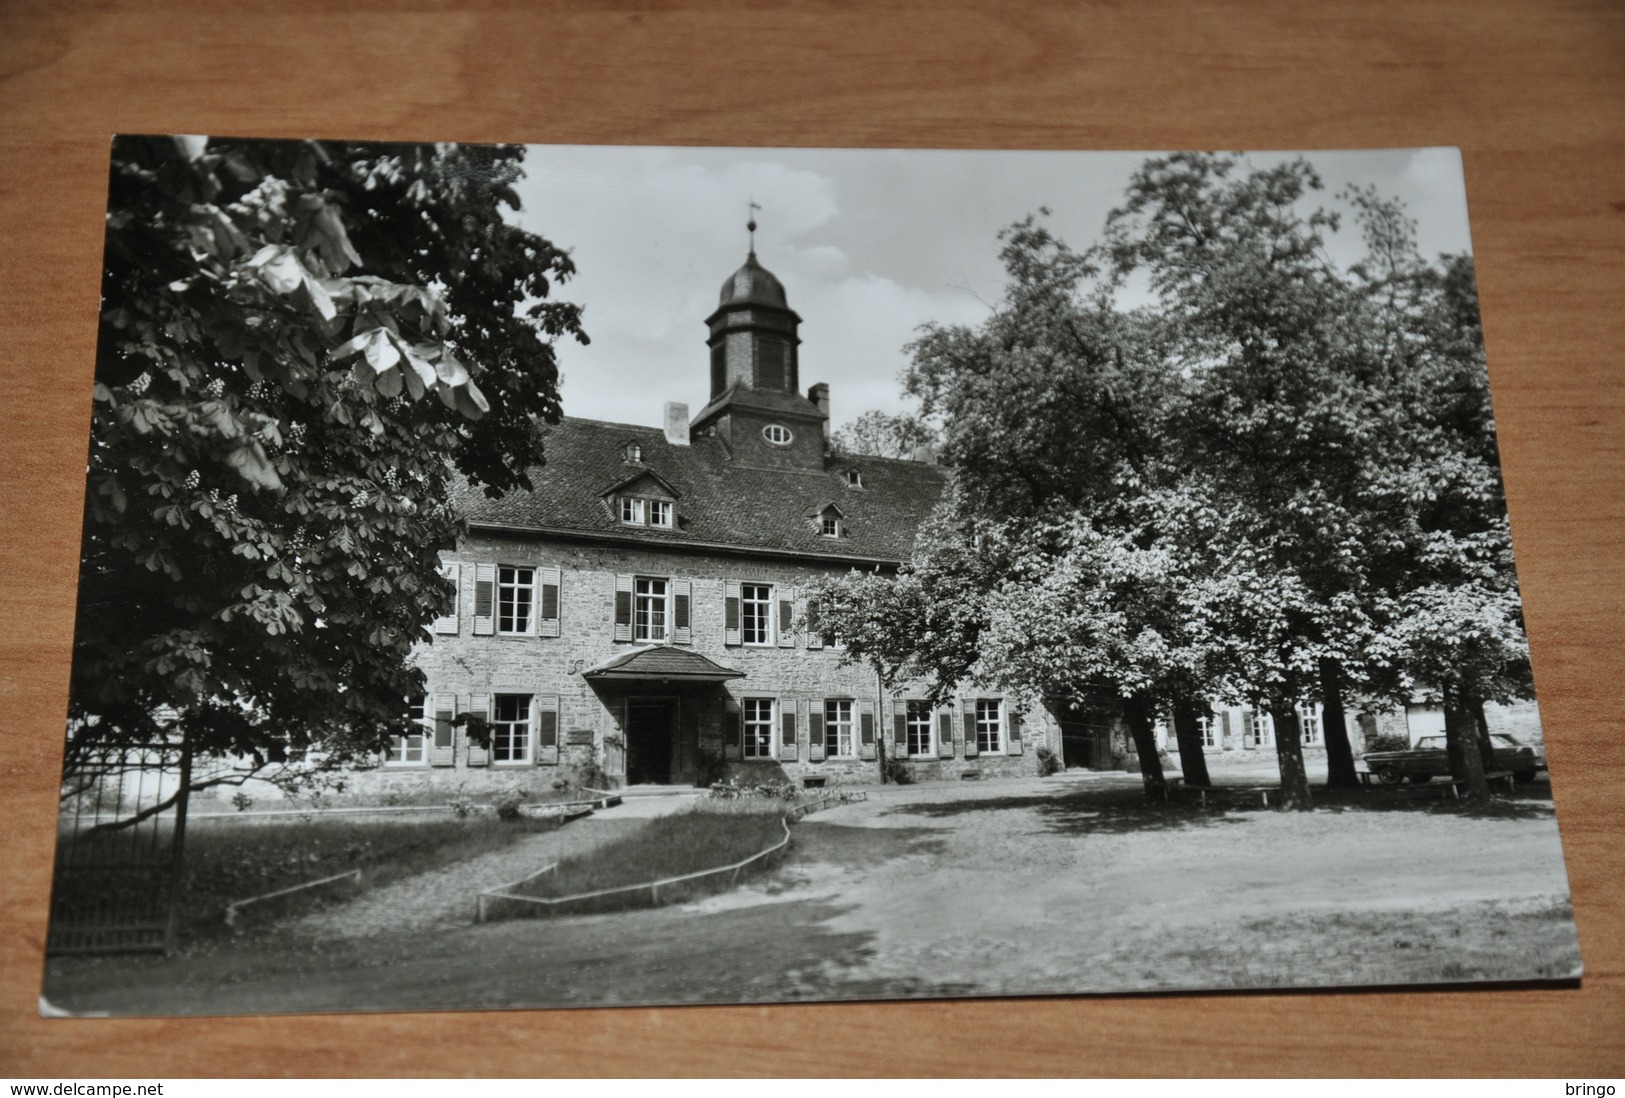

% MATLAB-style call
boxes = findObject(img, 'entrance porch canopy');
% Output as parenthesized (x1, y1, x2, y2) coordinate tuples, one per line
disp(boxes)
(582, 644, 745, 684)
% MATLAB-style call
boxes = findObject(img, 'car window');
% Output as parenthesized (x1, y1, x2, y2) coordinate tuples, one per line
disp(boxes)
(1416, 736, 1445, 750)
(1491, 734, 1522, 748)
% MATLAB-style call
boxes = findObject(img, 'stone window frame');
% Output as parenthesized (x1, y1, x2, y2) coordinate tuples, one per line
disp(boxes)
(824, 698, 857, 759)
(497, 565, 536, 636)
(905, 699, 935, 758)
(975, 698, 1006, 754)
(633, 576, 671, 643)
(740, 581, 775, 646)
(742, 697, 776, 759)
(491, 693, 535, 766)
(385, 696, 431, 766)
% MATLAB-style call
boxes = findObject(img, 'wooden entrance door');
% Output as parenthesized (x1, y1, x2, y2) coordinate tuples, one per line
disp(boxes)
(625, 698, 676, 785)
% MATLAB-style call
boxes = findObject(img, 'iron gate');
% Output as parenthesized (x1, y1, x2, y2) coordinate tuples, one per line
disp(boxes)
(48, 740, 191, 954)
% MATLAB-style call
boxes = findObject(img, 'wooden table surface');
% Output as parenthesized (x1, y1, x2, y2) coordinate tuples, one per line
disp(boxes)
(3, 0, 1622, 1078)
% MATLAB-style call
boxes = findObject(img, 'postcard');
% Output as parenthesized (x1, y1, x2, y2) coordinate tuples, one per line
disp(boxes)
(42, 138, 1578, 1015)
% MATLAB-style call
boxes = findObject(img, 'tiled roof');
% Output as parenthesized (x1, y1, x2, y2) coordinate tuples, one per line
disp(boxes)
(583, 644, 745, 682)
(457, 416, 950, 564)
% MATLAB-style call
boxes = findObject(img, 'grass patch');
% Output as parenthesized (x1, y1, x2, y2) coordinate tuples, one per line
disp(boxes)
(53, 813, 555, 943)
(498, 800, 792, 915)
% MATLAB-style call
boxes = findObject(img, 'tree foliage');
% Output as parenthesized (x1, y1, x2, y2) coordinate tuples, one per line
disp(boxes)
(830, 409, 939, 460)
(819, 154, 1529, 806)
(69, 136, 586, 790)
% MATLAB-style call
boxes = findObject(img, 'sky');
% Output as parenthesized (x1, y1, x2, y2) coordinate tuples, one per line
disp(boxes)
(509, 146, 1475, 433)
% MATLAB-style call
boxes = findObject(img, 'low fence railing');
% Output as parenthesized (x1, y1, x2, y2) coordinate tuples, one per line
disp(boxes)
(474, 792, 862, 923)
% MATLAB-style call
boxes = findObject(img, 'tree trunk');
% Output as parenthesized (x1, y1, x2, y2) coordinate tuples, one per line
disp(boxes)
(1472, 698, 1497, 773)
(1122, 692, 1167, 796)
(1318, 657, 1360, 789)
(1171, 695, 1212, 787)
(1267, 701, 1314, 810)
(1444, 688, 1491, 803)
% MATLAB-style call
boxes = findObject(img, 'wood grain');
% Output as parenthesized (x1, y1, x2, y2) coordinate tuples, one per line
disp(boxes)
(3, 0, 1622, 1077)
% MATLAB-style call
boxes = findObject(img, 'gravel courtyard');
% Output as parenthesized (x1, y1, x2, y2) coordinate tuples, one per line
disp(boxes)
(43, 771, 1580, 1015)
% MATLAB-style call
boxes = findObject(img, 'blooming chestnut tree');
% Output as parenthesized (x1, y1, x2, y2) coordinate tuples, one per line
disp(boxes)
(67, 136, 586, 809)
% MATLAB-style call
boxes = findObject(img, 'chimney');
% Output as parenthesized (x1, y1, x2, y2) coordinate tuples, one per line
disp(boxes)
(808, 383, 830, 441)
(663, 402, 690, 446)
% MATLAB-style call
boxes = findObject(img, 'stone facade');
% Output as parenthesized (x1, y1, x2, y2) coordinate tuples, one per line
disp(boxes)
(350, 536, 1057, 795)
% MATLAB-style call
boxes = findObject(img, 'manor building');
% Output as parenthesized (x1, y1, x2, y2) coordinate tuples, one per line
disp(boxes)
(381, 244, 1055, 793)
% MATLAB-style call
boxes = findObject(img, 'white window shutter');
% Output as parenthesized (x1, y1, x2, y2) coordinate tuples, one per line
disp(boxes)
(539, 566, 562, 638)
(963, 698, 980, 758)
(613, 574, 634, 642)
(724, 580, 741, 646)
(778, 699, 798, 762)
(672, 578, 692, 645)
(1008, 706, 1024, 755)
(430, 694, 457, 767)
(432, 563, 460, 634)
(536, 695, 560, 765)
(938, 708, 955, 758)
(808, 702, 826, 762)
(777, 589, 794, 648)
(806, 597, 824, 650)
(858, 699, 877, 761)
(472, 563, 495, 636)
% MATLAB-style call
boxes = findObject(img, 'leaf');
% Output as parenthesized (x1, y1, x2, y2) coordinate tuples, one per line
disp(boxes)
(362, 330, 401, 375)
(255, 249, 307, 296)
(454, 379, 489, 420)
(225, 441, 284, 492)
(434, 348, 470, 387)
(374, 365, 403, 399)
(401, 342, 438, 395)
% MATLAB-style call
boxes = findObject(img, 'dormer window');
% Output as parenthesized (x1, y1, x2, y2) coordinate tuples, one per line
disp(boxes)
(820, 514, 842, 538)
(619, 496, 673, 528)
(844, 469, 864, 489)
(762, 424, 793, 446)
(624, 441, 642, 463)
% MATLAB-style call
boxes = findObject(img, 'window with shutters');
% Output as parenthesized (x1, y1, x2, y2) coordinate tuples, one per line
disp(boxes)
(497, 566, 535, 635)
(1298, 704, 1321, 745)
(492, 694, 533, 764)
(975, 699, 1005, 754)
(387, 697, 430, 765)
(740, 583, 774, 645)
(1252, 710, 1275, 748)
(1201, 713, 1220, 748)
(743, 698, 775, 759)
(634, 577, 669, 642)
(905, 700, 933, 757)
(824, 699, 855, 758)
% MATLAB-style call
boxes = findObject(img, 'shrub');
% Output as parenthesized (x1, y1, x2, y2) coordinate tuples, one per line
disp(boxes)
(448, 789, 477, 819)
(230, 790, 254, 812)
(882, 753, 913, 784)
(1365, 733, 1410, 754)
(1035, 744, 1063, 777)
(494, 785, 525, 821)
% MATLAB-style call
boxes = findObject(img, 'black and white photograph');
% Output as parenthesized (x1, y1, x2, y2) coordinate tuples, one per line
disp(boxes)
(41, 137, 1579, 1017)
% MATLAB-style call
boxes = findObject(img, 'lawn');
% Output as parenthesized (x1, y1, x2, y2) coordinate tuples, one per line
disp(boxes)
(495, 799, 792, 915)
(52, 811, 556, 942)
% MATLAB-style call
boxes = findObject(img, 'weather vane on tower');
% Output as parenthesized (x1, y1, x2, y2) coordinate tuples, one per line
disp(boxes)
(747, 198, 761, 254)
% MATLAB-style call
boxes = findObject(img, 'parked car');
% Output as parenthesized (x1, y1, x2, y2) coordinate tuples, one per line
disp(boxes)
(1362, 733, 1545, 785)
